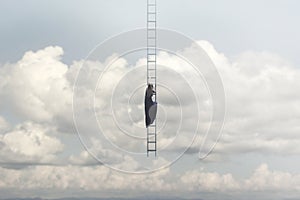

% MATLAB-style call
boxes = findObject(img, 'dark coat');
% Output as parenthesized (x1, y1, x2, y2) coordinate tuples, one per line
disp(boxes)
(144, 87, 157, 127)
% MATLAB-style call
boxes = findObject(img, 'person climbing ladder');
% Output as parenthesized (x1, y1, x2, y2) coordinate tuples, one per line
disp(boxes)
(144, 84, 157, 128)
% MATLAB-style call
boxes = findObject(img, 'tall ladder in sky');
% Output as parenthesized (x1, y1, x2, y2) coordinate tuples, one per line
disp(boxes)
(146, 0, 157, 156)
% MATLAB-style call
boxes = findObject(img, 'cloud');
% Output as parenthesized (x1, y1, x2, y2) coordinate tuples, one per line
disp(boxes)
(180, 170, 240, 192)
(244, 163, 300, 191)
(1, 163, 300, 198)
(0, 46, 73, 132)
(0, 41, 300, 197)
(0, 164, 172, 193)
(195, 40, 300, 157)
(0, 122, 64, 166)
(181, 163, 300, 193)
(1, 41, 299, 170)
(68, 46, 212, 172)
(68, 139, 124, 166)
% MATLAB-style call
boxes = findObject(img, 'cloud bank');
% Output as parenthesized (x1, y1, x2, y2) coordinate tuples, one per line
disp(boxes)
(0, 41, 299, 198)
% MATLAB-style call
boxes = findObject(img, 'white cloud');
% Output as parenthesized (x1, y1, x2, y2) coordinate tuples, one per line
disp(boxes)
(196, 40, 300, 157)
(0, 46, 73, 131)
(180, 170, 240, 191)
(0, 122, 64, 165)
(0, 164, 173, 192)
(245, 163, 300, 191)
(68, 46, 212, 172)
(1, 163, 300, 198)
(0, 41, 300, 197)
(180, 163, 300, 193)
(69, 138, 124, 166)
(1, 41, 298, 169)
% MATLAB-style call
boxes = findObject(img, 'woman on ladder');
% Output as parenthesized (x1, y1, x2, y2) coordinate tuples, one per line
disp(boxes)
(144, 84, 157, 128)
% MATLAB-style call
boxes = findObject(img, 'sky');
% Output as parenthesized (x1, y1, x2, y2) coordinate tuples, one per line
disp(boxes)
(0, 0, 300, 199)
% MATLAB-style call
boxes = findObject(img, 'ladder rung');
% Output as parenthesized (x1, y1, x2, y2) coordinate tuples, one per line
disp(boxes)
(147, 127, 156, 130)
(147, 60, 156, 62)
(148, 21, 156, 22)
(148, 4, 156, 6)
(148, 141, 156, 143)
(147, 149, 156, 152)
(147, 37, 156, 39)
(148, 12, 156, 14)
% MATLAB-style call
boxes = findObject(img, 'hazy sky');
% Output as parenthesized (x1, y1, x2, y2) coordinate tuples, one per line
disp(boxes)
(0, 1, 300, 199)
(1, 0, 300, 64)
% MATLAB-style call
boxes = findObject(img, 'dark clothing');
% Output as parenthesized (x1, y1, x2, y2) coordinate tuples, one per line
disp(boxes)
(144, 87, 157, 127)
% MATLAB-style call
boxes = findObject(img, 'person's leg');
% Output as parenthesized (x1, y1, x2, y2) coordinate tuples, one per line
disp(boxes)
(149, 102, 157, 125)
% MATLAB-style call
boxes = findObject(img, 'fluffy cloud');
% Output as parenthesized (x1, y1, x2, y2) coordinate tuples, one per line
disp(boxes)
(244, 163, 300, 191)
(1, 163, 300, 197)
(180, 170, 240, 191)
(0, 46, 73, 132)
(68, 139, 124, 166)
(68, 45, 211, 172)
(0, 122, 64, 165)
(0, 41, 300, 198)
(1, 41, 298, 169)
(0, 164, 172, 193)
(196, 41, 300, 157)
(181, 163, 300, 193)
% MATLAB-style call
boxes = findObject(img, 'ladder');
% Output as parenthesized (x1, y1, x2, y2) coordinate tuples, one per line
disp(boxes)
(146, 0, 157, 156)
